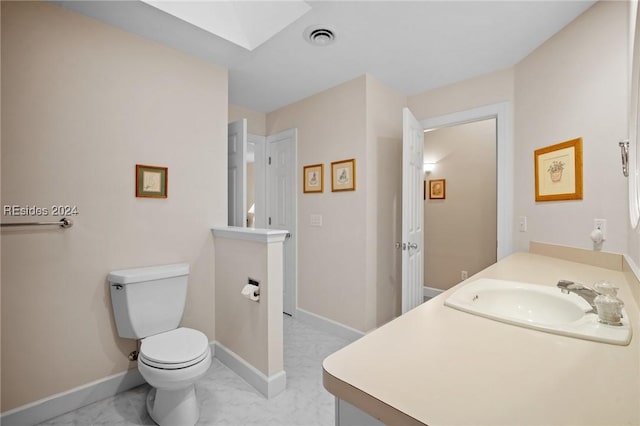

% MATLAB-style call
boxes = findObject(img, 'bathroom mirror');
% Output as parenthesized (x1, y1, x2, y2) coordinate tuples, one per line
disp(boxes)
(628, 1, 640, 229)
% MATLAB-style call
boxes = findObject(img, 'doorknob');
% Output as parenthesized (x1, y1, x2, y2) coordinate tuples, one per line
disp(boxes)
(407, 242, 418, 250)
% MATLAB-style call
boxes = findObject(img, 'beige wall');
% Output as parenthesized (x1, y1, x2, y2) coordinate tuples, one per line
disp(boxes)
(408, 1, 629, 262)
(1, 2, 227, 411)
(423, 119, 497, 290)
(229, 104, 267, 136)
(407, 68, 514, 120)
(513, 0, 628, 254)
(365, 75, 406, 326)
(267, 76, 370, 331)
(231, 75, 405, 332)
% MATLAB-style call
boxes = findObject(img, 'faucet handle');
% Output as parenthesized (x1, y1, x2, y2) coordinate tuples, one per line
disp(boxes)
(594, 281, 618, 296)
(557, 280, 593, 291)
(557, 280, 575, 293)
(593, 282, 624, 325)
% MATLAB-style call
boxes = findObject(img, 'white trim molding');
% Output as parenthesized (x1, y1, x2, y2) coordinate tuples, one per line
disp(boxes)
(0, 368, 145, 426)
(295, 308, 366, 342)
(423, 286, 444, 299)
(213, 342, 286, 399)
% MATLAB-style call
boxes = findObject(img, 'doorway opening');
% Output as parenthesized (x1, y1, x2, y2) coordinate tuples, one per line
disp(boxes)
(227, 120, 298, 316)
(423, 118, 497, 296)
(410, 102, 513, 303)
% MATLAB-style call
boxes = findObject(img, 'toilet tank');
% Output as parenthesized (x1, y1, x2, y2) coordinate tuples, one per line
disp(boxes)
(108, 263, 189, 339)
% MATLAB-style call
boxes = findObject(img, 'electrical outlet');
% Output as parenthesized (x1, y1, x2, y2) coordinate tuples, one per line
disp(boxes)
(461, 270, 468, 280)
(594, 218, 607, 241)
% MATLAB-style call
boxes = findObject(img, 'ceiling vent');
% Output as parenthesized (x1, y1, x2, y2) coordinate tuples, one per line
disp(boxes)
(304, 25, 336, 47)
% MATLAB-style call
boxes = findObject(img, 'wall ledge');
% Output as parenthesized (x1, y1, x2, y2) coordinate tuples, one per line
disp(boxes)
(213, 342, 286, 399)
(212, 226, 288, 243)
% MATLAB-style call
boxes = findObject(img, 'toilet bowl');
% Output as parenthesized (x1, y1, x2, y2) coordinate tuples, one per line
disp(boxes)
(108, 263, 211, 426)
(138, 328, 212, 426)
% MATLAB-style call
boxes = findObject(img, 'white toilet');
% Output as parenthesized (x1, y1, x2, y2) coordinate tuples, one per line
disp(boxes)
(108, 263, 212, 426)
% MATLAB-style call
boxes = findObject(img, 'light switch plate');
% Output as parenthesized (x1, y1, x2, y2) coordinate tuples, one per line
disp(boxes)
(310, 214, 322, 227)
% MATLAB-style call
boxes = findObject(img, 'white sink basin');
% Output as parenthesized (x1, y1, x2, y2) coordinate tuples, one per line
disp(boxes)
(444, 278, 632, 345)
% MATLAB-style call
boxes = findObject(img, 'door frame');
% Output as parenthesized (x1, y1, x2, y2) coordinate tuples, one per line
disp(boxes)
(419, 102, 513, 260)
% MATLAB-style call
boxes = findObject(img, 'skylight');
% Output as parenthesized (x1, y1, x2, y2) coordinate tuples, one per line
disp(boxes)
(141, 0, 311, 51)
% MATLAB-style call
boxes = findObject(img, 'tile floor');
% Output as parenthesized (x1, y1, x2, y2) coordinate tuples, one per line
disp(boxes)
(38, 316, 354, 426)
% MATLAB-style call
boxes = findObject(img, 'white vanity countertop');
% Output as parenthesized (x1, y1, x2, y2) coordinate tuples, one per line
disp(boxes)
(323, 252, 640, 426)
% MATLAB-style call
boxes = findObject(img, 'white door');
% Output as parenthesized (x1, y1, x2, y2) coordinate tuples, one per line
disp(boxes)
(249, 134, 267, 228)
(266, 129, 297, 316)
(228, 119, 247, 227)
(401, 108, 424, 313)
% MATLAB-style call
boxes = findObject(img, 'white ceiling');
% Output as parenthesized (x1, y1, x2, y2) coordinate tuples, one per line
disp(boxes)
(55, 1, 596, 113)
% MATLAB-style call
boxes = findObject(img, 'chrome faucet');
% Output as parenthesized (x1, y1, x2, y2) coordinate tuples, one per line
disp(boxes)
(557, 280, 599, 313)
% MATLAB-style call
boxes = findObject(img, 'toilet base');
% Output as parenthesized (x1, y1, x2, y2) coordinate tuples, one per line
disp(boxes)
(146, 385, 200, 426)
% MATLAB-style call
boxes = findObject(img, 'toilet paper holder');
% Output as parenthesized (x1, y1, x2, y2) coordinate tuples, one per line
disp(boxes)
(248, 278, 260, 297)
(241, 279, 260, 302)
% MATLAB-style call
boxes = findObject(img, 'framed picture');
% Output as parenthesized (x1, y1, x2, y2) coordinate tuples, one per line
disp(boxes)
(331, 159, 356, 192)
(429, 179, 446, 199)
(303, 164, 324, 193)
(136, 164, 168, 198)
(534, 137, 583, 202)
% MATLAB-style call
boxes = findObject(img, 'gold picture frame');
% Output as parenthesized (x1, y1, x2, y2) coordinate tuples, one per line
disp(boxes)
(331, 159, 356, 192)
(534, 138, 583, 202)
(429, 179, 446, 199)
(136, 164, 168, 198)
(303, 164, 324, 193)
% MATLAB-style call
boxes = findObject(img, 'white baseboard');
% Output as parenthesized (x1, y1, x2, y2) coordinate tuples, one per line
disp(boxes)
(0, 343, 221, 426)
(423, 286, 444, 299)
(213, 342, 286, 399)
(295, 308, 366, 342)
(0, 368, 145, 426)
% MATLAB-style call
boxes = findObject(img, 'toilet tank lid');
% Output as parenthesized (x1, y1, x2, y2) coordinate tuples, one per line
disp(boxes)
(108, 263, 189, 284)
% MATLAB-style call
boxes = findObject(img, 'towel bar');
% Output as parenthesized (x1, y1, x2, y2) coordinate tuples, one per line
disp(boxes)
(1, 218, 73, 229)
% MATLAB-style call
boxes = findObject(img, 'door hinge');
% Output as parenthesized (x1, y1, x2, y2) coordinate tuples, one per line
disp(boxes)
(268, 217, 272, 225)
(395, 242, 418, 250)
(268, 156, 272, 165)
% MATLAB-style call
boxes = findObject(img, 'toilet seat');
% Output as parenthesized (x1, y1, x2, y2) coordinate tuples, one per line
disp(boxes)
(139, 327, 209, 370)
